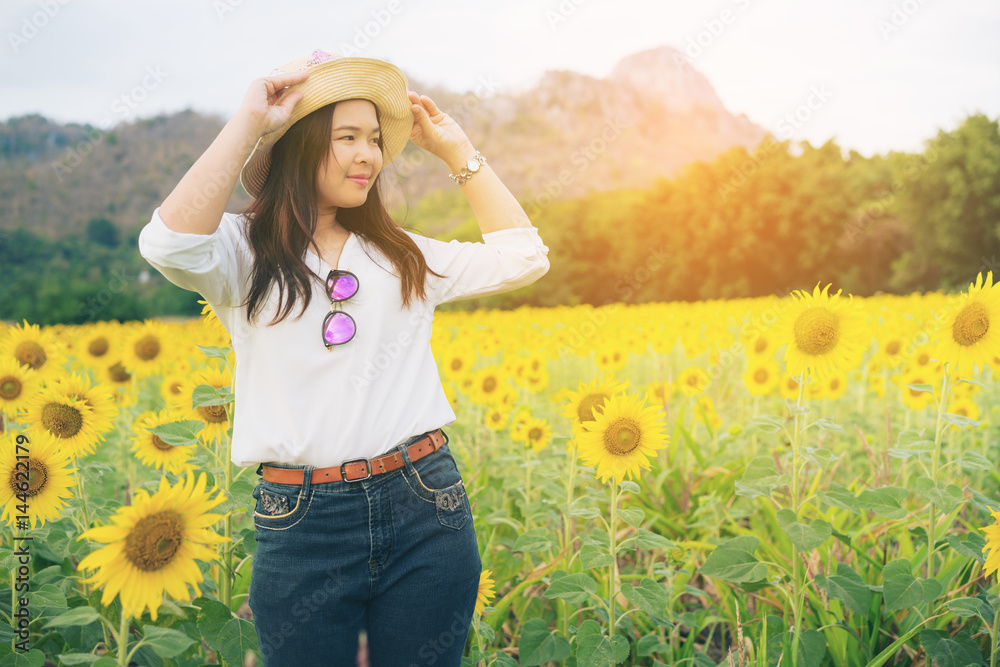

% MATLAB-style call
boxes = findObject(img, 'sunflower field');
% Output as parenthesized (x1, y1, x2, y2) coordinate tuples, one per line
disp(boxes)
(2, 272, 1000, 667)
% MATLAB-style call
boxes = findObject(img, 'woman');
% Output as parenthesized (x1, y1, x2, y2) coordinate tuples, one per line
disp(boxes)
(137, 48, 550, 666)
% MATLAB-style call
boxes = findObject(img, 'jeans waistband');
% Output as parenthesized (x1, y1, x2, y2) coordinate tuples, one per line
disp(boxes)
(255, 430, 442, 476)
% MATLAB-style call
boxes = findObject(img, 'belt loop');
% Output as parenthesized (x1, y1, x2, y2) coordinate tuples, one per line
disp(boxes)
(300, 464, 315, 496)
(255, 463, 263, 477)
(398, 437, 415, 475)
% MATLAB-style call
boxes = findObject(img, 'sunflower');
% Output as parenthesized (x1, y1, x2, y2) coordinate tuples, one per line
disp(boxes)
(484, 407, 508, 432)
(440, 340, 477, 384)
(96, 360, 136, 409)
(160, 361, 195, 411)
(743, 358, 780, 397)
(677, 366, 710, 397)
(643, 381, 674, 410)
(474, 569, 496, 616)
(442, 381, 459, 412)
(895, 369, 938, 412)
(179, 366, 234, 445)
(524, 369, 550, 394)
(559, 374, 630, 435)
(772, 282, 869, 381)
(0, 320, 69, 382)
(981, 505, 1000, 582)
(946, 396, 980, 424)
(508, 407, 534, 443)
(121, 320, 172, 380)
(468, 367, 507, 407)
(694, 395, 722, 432)
(72, 322, 120, 371)
(47, 372, 119, 453)
(594, 343, 628, 372)
(743, 327, 778, 360)
(577, 393, 669, 484)
(131, 410, 197, 474)
(198, 299, 232, 347)
(523, 418, 552, 453)
(21, 383, 106, 458)
(779, 373, 807, 401)
(76, 472, 229, 622)
(931, 271, 1000, 379)
(0, 357, 43, 419)
(0, 430, 78, 530)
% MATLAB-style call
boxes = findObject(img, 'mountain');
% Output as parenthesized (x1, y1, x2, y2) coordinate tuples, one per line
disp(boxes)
(0, 45, 766, 237)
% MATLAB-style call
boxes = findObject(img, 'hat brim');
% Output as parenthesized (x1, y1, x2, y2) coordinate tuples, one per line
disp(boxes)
(239, 57, 412, 199)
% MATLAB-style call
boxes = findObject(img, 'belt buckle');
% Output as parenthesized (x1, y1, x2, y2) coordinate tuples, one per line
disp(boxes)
(340, 457, 372, 482)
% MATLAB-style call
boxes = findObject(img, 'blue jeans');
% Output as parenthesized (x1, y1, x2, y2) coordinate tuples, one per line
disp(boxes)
(248, 430, 482, 667)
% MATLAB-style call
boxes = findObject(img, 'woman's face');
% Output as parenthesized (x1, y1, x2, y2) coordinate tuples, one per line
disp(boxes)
(316, 99, 383, 216)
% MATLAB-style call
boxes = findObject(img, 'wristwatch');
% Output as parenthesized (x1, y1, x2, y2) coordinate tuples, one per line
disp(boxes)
(449, 151, 487, 186)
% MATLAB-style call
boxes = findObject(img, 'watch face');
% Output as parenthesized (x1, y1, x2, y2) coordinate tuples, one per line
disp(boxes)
(467, 157, 481, 172)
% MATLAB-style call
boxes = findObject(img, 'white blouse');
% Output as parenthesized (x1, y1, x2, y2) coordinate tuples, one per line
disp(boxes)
(138, 206, 550, 468)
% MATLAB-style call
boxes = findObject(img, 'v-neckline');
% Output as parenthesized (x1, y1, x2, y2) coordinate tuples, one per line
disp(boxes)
(306, 231, 355, 271)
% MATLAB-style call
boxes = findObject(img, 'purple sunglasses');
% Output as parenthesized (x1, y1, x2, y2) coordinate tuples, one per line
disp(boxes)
(322, 269, 359, 350)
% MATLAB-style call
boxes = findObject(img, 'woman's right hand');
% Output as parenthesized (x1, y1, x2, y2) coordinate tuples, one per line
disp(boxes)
(236, 70, 310, 137)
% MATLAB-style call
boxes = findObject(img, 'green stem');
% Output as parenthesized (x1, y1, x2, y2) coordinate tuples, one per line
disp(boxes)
(790, 373, 806, 667)
(117, 613, 129, 666)
(561, 441, 578, 639)
(991, 601, 1000, 667)
(524, 444, 532, 530)
(925, 363, 950, 617)
(608, 477, 618, 652)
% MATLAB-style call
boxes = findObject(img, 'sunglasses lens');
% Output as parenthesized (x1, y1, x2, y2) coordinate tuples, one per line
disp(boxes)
(328, 273, 359, 301)
(323, 311, 356, 346)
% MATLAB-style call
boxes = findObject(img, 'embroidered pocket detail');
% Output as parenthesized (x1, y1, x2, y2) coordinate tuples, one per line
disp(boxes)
(434, 483, 469, 530)
(435, 486, 464, 512)
(259, 489, 291, 516)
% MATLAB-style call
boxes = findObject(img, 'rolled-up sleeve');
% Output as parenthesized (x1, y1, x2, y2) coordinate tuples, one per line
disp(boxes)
(137, 206, 242, 307)
(408, 226, 550, 306)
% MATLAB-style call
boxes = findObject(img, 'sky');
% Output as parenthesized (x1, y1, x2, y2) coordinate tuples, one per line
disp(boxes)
(2, 0, 998, 158)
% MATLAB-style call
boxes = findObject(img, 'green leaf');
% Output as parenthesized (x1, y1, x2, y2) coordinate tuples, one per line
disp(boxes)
(620, 578, 671, 626)
(818, 483, 862, 514)
(905, 383, 935, 395)
(197, 345, 233, 360)
(919, 629, 984, 667)
(631, 528, 680, 552)
(141, 625, 197, 658)
(941, 412, 980, 429)
(812, 419, 845, 433)
(0, 651, 46, 667)
(913, 476, 963, 514)
(943, 597, 985, 618)
(776, 509, 832, 552)
(799, 446, 839, 468)
(960, 451, 995, 472)
(785, 398, 810, 416)
(580, 544, 614, 570)
(512, 527, 557, 554)
(946, 532, 987, 565)
(196, 598, 259, 667)
(889, 429, 935, 458)
(699, 535, 767, 584)
(517, 618, 571, 666)
(747, 416, 783, 433)
(814, 562, 871, 615)
(42, 606, 100, 629)
(766, 629, 826, 667)
(28, 583, 67, 610)
(617, 507, 644, 528)
(146, 420, 205, 447)
(543, 572, 598, 604)
(192, 383, 233, 408)
(882, 558, 943, 610)
(858, 486, 910, 519)
(735, 457, 790, 499)
(618, 480, 640, 495)
(575, 619, 630, 665)
(55, 655, 111, 665)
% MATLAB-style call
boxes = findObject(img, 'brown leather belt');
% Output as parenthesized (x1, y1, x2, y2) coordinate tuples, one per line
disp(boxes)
(261, 429, 446, 485)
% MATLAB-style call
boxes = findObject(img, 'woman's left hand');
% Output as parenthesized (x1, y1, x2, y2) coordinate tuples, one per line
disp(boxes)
(408, 91, 474, 162)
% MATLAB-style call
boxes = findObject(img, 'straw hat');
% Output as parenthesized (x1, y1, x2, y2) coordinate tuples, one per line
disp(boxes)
(239, 48, 412, 198)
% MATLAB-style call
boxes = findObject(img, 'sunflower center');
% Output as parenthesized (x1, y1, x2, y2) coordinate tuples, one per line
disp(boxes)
(88, 337, 109, 356)
(41, 402, 84, 438)
(135, 335, 161, 362)
(450, 359, 464, 371)
(754, 369, 769, 383)
(793, 307, 840, 355)
(8, 459, 47, 498)
(109, 362, 131, 383)
(886, 340, 901, 356)
(151, 436, 173, 452)
(0, 376, 23, 400)
(754, 338, 768, 354)
(124, 510, 184, 572)
(197, 404, 228, 424)
(603, 419, 641, 456)
(528, 428, 543, 440)
(483, 377, 497, 393)
(830, 379, 840, 390)
(15, 342, 47, 370)
(953, 301, 989, 347)
(686, 375, 700, 386)
(577, 393, 608, 423)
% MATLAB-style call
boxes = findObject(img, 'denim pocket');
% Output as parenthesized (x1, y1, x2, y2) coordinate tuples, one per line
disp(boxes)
(252, 482, 313, 530)
(402, 446, 470, 531)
